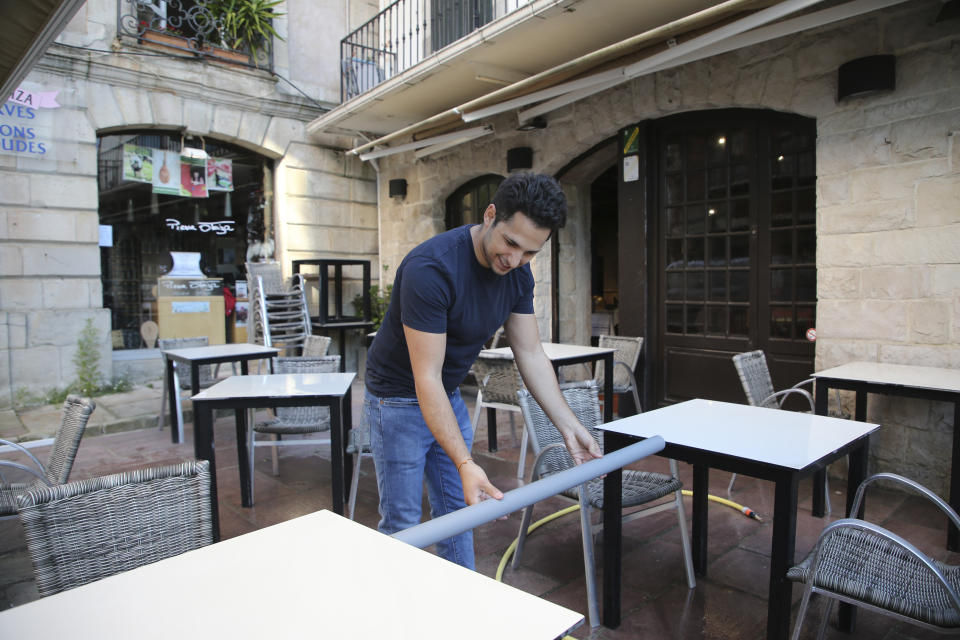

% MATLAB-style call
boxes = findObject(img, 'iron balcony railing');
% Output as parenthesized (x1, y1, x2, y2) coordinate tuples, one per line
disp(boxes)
(116, 0, 275, 71)
(341, 0, 529, 102)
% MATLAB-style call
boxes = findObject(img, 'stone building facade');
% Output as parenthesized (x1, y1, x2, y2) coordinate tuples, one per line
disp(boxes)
(0, 0, 378, 407)
(371, 0, 959, 493)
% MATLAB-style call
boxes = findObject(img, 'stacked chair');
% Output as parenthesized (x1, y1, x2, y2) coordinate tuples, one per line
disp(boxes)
(246, 261, 311, 356)
(593, 334, 644, 419)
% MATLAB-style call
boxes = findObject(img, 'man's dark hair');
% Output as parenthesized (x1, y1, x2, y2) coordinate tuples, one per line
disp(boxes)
(491, 173, 567, 232)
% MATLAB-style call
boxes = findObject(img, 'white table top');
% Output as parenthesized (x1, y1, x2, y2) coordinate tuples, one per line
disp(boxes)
(161, 342, 278, 361)
(600, 399, 879, 470)
(480, 342, 616, 361)
(0, 510, 582, 639)
(813, 361, 960, 394)
(192, 372, 355, 401)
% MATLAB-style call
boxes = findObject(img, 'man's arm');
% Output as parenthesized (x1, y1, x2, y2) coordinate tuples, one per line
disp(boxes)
(504, 313, 602, 464)
(404, 325, 504, 505)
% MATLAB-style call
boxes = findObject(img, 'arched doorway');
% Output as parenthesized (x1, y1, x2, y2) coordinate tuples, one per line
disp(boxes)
(620, 109, 817, 408)
(444, 173, 503, 230)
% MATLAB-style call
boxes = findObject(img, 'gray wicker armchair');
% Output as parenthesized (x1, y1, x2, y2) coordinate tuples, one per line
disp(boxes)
(470, 356, 527, 478)
(594, 334, 643, 418)
(0, 395, 96, 517)
(512, 381, 695, 627)
(788, 473, 960, 639)
(16, 460, 213, 596)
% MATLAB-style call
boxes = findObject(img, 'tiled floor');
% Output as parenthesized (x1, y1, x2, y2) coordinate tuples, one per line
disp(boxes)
(2, 384, 958, 639)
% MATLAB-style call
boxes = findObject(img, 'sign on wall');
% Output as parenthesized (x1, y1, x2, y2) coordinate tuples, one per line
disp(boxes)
(1, 85, 58, 158)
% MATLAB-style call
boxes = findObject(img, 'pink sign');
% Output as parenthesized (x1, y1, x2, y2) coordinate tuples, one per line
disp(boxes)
(8, 87, 60, 109)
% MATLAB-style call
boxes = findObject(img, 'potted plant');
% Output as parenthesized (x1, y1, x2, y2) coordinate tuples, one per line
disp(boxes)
(206, 0, 285, 67)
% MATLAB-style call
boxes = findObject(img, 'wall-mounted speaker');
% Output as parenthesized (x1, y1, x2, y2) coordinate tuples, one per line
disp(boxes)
(837, 55, 895, 101)
(388, 178, 407, 199)
(507, 147, 533, 172)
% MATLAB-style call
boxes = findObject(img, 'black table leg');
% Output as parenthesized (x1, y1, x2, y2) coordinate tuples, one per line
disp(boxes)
(341, 387, 353, 504)
(165, 358, 180, 444)
(949, 402, 960, 550)
(189, 363, 201, 444)
(603, 354, 614, 424)
(812, 380, 829, 517)
(240, 360, 249, 375)
(692, 464, 709, 575)
(235, 407, 252, 508)
(838, 439, 869, 632)
(330, 398, 345, 515)
(487, 407, 498, 452)
(192, 402, 220, 542)
(767, 472, 799, 640)
(602, 431, 627, 628)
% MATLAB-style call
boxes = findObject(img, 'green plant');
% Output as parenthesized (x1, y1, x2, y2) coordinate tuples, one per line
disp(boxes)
(209, 0, 285, 63)
(72, 319, 102, 397)
(353, 265, 392, 330)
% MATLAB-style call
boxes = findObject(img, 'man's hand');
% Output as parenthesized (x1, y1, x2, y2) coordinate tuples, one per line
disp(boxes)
(562, 425, 603, 465)
(459, 460, 504, 506)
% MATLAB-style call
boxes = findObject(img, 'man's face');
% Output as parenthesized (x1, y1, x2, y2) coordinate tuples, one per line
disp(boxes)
(477, 205, 551, 275)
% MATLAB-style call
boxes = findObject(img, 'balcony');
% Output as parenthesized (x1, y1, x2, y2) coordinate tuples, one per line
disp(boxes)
(116, 0, 274, 70)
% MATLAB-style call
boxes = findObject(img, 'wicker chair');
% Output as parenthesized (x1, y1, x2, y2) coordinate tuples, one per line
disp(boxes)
(730, 349, 829, 512)
(246, 261, 311, 356)
(0, 395, 96, 517)
(594, 334, 643, 418)
(302, 334, 332, 357)
(788, 473, 960, 639)
(156, 336, 221, 430)
(16, 460, 213, 596)
(512, 381, 695, 627)
(470, 356, 527, 478)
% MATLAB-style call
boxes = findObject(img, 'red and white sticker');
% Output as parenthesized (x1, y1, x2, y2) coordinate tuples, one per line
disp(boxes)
(805, 328, 817, 342)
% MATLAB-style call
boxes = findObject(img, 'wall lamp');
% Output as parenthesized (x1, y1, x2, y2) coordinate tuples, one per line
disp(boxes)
(507, 147, 533, 172)
(388, 178, 407, 200)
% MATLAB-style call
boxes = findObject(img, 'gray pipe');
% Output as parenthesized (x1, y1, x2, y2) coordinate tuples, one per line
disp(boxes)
(392, 437, 664, 548)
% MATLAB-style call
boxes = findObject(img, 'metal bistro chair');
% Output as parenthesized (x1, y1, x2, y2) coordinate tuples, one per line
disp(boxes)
(731, 349, 831, 514)
(157, 336, 219, 431)
(0, 395, 96, 518)
(512, 381, 695, 627)
(594, 334, 644, 419)
(789, 473, 960, 639)
(246, 261, 311, 357)
(16, 460, 213, 596)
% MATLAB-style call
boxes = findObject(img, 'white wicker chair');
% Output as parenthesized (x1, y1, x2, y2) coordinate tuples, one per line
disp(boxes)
(157, 336, 219, 430)
(470, 356, 526, 478)
(16, 460, 213, 596)
(788, 473, 960, 639)
(512, 381, 695, 627)
(594, 334, 643, 418)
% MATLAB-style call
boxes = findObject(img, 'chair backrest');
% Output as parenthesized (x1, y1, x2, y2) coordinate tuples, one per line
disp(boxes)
(302, 335, 332, 357)
(517, 381, 602, 477)
(594, 335, 643, 389)
(245, 261, 287, 295)
(732, 350, 778, 409)
(17, 460, 213, 596)
(489, 326, 505, 349)
(158, 336, 214, 388)
(273, 355, 341, 426)
(44, 395, 96, 485)
(472, 357, 523, 406)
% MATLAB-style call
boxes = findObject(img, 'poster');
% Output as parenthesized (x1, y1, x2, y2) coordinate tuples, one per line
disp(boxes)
(123, 143, 153, 182)
(152, 149, 181, 195)
(180, 154, 208, 198)
(234, 300, 249, 327)
(0, 84, 58, 159)
(207, 157, 234, 191)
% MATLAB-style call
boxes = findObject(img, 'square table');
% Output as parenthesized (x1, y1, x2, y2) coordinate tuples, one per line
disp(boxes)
(0, 510, 583, 639)
(191, 372, 355, 539)
(478, 342, 616, 450)
(161, 343, 278, 443)
(598, 399, 879, 640)
(812, 361, 960, 548)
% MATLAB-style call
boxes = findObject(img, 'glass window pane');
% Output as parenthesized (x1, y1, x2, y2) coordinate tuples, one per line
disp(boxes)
(666, 272, 683, 300)
(730, 306, 748, 336)
(686, 205, 705, 235)
(666, 239, 683, 269)
(686, 271, 705, 300)
(729, 129, 750, 162)
(796, 228, 815, 263)
(708, 271, 726, 300)
(771, 230, 793, 264)
(770, 305, 793, 339)
(666, 305, 684, 333)
(796, 306, 815, 339)
(771, 192, 793, 227)
(708, 134, 727, 165)
(796, 188, 815, 224)
(687, 304, 704, 334)
(687, 237, 704, 266)
(666, 174, 683, 205)
(798, 150, 815, 186)
(771, 153, 794, 190)
(687, 171, 705, 201)
(771, 268, 793, 301)
(730, 270, 749, 301)
(688, 135, 706, 169)
(665, 140, 682, 172)
(707, 202, 727, 232)
(796, 267, 816, 301)
(667, 207, 684, 236)
(730, 233, 749, 265)
(707, 168, 726, 199)
(730, 164, 750, 196)
(730, 198, 749, 231)
(708, 236, 726, 266)
(707, 305, 726, 335)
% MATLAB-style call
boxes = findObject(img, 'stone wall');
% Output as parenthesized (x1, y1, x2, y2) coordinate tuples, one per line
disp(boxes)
(372, 1, 959, 492)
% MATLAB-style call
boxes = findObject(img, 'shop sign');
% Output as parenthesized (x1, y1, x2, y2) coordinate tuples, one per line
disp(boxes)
(1, 85, 58, 158)
(165, 218, 235, 235)
(159, 279, 224, 297)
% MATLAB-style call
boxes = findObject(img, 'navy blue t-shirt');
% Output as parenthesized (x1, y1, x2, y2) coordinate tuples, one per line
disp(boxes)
(365, 224, 534, 397)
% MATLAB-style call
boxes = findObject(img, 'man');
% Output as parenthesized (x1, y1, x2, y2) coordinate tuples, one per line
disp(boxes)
(364, 173, 601, 569)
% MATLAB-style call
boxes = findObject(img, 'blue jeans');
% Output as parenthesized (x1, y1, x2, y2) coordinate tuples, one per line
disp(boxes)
(363, 388, 475, 569)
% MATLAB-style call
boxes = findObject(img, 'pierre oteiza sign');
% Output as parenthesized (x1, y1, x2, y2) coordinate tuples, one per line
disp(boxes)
(1, 86, 59, 158)
(166, 218, 235, 235)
